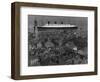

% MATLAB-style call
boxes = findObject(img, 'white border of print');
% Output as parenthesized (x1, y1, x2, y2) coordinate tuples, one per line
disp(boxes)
(20, 7, 95, 75)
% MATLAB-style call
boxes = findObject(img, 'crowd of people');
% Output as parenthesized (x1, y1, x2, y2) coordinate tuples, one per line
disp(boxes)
(28, 29, 88, 66)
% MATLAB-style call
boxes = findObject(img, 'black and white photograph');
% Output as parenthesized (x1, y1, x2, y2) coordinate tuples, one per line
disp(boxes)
(28, 15, 88, 66)
(11, 2, 97, 79)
